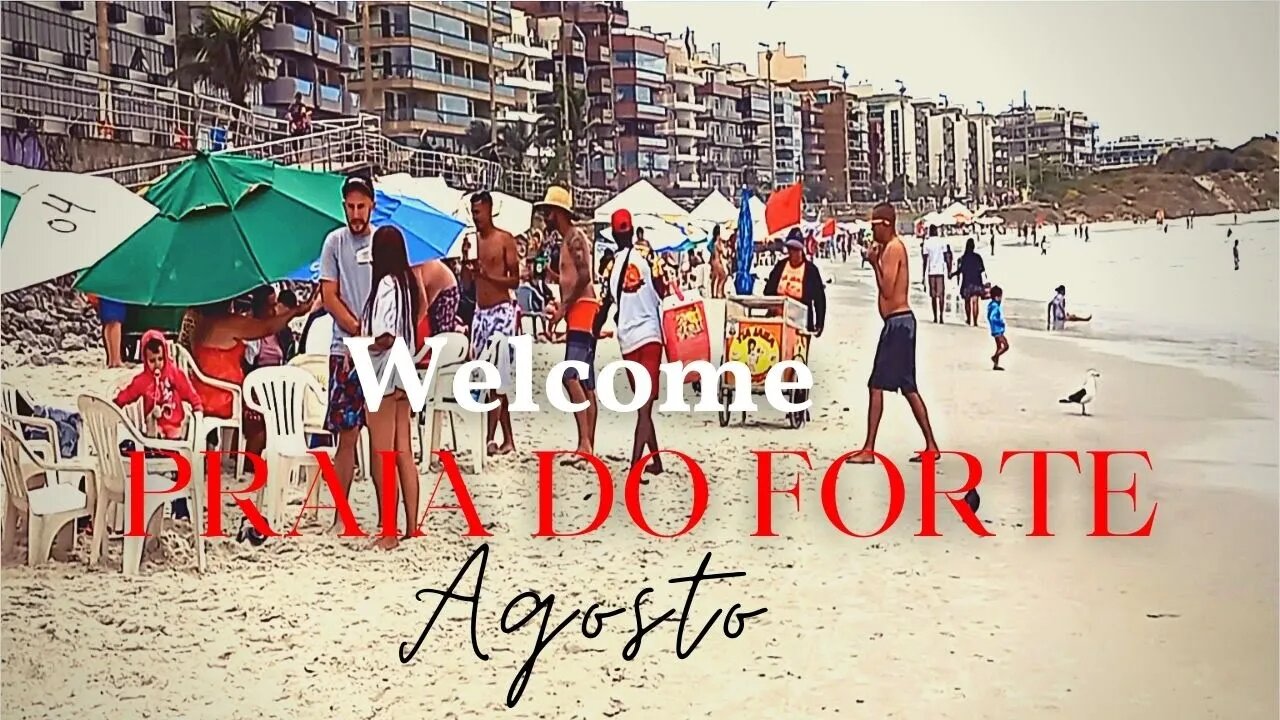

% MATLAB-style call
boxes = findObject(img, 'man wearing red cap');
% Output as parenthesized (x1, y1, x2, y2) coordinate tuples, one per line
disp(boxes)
(596, 209, 669, 475)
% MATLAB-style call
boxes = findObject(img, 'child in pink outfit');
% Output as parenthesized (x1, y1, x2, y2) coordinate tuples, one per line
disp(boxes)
(113, 330, 203, 440)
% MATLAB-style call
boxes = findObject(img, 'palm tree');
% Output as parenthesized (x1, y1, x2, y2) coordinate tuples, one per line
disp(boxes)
(174, 4, 275, 108)
(494, 120, 557, 172)
(461, 120, 500, 162)
(538, 79, 600, 185)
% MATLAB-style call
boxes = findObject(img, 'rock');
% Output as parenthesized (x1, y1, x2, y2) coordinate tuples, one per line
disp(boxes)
(27, 354, 47, 366)
(60, 334, 86, 351)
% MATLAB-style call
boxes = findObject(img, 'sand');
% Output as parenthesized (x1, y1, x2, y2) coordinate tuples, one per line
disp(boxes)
(1, 271, 1276, 719)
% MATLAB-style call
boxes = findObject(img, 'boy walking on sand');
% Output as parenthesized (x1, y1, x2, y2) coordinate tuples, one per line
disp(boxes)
(987, 286, 1008, 370)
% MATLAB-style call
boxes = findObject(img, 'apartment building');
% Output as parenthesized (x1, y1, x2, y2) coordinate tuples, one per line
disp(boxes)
(2, 1, 177, 85)
(863, 92, 919, 197)
(350, 1, 526, 154)
(993, 105, 1098, 191)
(730, 65, 773, 189)
(787, 78, 869, 202)
(1095, 134, 1215, 170)
(693, 53, 746, 198)
(772, 86, 801, 186)
(664, 37, 707, 197)
(514, 0, 625, 188)
(254, 1, 359, 118)
(612, 27, 670, 189)
(495, 7, 554, 127)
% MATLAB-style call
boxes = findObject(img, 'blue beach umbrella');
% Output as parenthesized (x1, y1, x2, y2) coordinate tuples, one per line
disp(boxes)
(734, 187, 755, 295)
(287, 189, 465, 280)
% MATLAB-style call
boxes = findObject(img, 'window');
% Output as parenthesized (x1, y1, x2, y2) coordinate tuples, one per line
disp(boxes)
(616, 86, 653, 104)
(438, 94, 471, 115)
(613, 50, 665, 74)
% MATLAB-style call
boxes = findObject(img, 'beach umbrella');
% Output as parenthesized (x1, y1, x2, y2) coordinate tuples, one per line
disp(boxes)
(286, 189, 466, 280)
(75, 153, 348, 306)
(734, 187, 755, 295)
(1, 163, 169, 293)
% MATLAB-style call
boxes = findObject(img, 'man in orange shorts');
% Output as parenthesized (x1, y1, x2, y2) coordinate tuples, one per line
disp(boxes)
(541, 186, 600, 460)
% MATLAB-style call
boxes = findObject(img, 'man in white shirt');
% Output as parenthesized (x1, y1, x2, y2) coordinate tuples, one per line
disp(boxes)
(596, 209, 668, 477)
(922, 229, 952, 323)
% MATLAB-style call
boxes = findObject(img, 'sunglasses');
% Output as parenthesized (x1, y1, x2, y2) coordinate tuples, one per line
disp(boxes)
(871, 218, 892, 226)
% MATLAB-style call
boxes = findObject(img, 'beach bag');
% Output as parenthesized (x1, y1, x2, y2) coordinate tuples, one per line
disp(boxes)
(660, 285, 710, 382)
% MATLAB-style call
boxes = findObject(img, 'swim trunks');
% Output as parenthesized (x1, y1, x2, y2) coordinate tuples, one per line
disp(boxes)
(428, 286, 461, 336)
(325, 353, 366, 433)
(98, 298, 127, 325)
(563, 330, 597, 391)
(565, 297, 600, 334)
(622, 341, 663, 402)
(471, 301, 518, 388)
(868, 311, 918, 394)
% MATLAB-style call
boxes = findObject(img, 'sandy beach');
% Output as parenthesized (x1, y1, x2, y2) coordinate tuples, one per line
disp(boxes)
(2, 252, 1276, 719)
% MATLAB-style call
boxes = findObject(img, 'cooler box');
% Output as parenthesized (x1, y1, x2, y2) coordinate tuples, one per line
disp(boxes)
(661, 287, 710, 382)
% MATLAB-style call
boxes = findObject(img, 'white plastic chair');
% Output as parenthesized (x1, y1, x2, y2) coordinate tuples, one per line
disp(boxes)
(302, 314, 334, 356)
(243, 366, 335, 531)
(77, 394, 207, 575)
(170, 342, 245, 471)
(417, 332, 484, 473)
(1, 384, 60, 470)
(0, 420, 96, 565)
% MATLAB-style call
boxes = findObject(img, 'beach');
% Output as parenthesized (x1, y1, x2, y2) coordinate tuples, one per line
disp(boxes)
(2, 216, 1277, 718)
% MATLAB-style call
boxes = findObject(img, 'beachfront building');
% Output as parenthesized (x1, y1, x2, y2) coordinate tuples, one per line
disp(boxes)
(787, 78, 870, 203)
(2, 1, 177, 85)
(663, 36, 708, 199)
(992, 105, 1098, 192)
(612, 26, 671, 190)
(863, 92, 920, 200)
(773, 86, 802, 187)
(731, 67, 775, 189)
(1094, 135, 1216, 170)
(515, 1, 626, 189)
(921, 104, 994, 204)
(349, 1, 522, 154)
(253, 1, 359, 118)
(693, 51, 746, 198)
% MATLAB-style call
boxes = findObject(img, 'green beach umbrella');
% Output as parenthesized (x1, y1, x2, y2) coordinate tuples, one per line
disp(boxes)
(75, 153, 347, 306)
(1, 162, 165, 293)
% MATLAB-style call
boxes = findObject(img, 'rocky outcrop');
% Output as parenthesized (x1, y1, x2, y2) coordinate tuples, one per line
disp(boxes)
(1004, 137, 1279, 224)
(1, 275, 100, 366)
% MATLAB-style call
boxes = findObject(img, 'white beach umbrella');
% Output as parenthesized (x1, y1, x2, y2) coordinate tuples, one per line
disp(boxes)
(1, 163, 160, 293)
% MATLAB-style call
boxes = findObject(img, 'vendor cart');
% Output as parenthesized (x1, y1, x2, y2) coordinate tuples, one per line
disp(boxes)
(717, 295, 813, 428)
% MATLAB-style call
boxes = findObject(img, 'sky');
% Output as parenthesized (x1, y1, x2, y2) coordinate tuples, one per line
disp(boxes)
(625, 0, 1280, 146)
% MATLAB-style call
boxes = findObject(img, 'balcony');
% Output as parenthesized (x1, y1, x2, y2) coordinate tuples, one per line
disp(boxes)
(615, 101, 667, 121)
(337, 44, 357, 71)
(313, 1, 338, 14)
(362, 25, 515, 65)
(262, 23, 312, 55)
(500, 73, 553, 93)
(670, 99, 705, 114)
(664, 125, 707, 139)
(669, 67, 701, 85)
(315, 34, 343, 66)
(317, 83, 343, 113)
(332, 1, 358, 25)
(499, 108, 544, 124)
(342, 90, 360, 115)
(382, 106, 474, 134)
(636, 135, 667, 150)
(497, 36, 554, 60)
(674, 149, 701, 163)
(264, 75, 314, 106)
(372, 65, 518, 102)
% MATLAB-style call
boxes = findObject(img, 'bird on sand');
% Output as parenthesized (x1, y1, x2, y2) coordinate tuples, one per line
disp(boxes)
(1060, 369, 1101, 415)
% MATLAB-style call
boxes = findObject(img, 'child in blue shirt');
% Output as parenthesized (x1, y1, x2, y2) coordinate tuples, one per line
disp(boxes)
(987, 285, 1008, 370)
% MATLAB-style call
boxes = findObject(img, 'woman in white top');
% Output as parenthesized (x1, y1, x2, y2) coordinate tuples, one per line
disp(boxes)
(362, 226, 424, 551)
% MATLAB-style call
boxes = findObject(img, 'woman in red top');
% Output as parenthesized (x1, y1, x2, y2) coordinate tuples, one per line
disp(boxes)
(190, 293, 316, 455)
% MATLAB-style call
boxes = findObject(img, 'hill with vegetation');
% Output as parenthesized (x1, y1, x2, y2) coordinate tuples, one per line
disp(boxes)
(1000, 136, 1278, 224)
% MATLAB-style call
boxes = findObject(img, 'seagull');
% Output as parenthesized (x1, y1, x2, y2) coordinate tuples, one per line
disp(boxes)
(1059, 369, 1101, 415)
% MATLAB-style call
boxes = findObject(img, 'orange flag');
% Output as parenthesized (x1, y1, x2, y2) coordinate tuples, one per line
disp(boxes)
(764, 182, 803, 235)
(820, 218, 837, 237)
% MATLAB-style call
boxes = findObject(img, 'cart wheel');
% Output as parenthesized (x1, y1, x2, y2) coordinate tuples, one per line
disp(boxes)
(787, 389, 808, 429)
(717, 384, 731, 427)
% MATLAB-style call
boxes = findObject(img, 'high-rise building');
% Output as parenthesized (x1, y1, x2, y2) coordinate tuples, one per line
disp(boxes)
(772, 86, 801, 186)
(663, 36, 707, 198)
(350, 1, 522, 153)
(863, 92, 918, 198)
(496, 7, 554, 127)
(993, 105, 1098, 191)
(252, 1, 359, 118)
(787, 78, 869, 202)
(3, 1, 177, 85)
(693, 52, 746, 198)
(514, 0, 625, 188)
(612, 26, 670, 189)
(729, 65, 773, 189)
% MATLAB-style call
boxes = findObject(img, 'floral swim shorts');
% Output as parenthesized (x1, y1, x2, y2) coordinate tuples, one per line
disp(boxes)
(326, 353, 366, 434)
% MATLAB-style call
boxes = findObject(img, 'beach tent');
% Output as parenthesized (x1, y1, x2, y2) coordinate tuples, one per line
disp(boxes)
(690, 189, 738, 225)
(975, 215, 1005, 226)
(746, 195, 774, 240)
(598, 213, 708, 253)
(942, 202, 974, 224)
(593, 179, 688, 223)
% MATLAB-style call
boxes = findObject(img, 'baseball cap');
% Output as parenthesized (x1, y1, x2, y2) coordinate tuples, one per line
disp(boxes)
(342, 175, 375, 200)
(611, 209, 633, 234)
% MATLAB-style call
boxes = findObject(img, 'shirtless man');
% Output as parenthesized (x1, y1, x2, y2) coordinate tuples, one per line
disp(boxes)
(709, 225, 727, 299)
(470, 191, 519, 455)
(543, 190, 600, 461)
(851, 204, 964, 510)
(415, 259, 460, 335)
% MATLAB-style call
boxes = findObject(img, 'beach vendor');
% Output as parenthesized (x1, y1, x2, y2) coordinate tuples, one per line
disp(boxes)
(762, 228, 827, 336)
